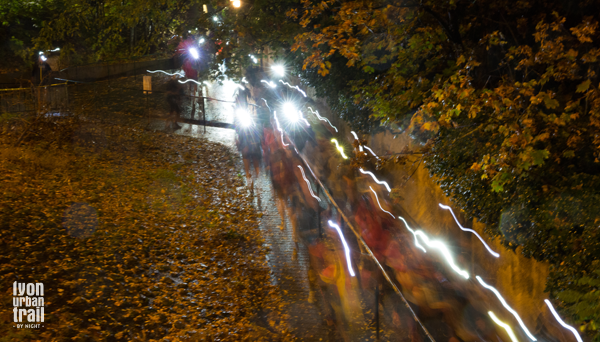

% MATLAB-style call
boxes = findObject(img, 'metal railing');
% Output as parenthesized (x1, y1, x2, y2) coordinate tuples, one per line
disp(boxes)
(280, 126, 436, 341)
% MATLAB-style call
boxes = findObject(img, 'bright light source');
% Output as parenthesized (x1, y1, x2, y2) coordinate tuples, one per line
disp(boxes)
(271, 64, 285, 77)
(40, 55, 47, 62)
(199, 38, 205, 44)
(38, 51, 44, 55)
(213, 16, 218, 22)
(50, 47, 60, 52)
(189, 47, 200, 59)
(231, 0, 241, 8)
(331, 139, 348, 159)
(282, 102, 298, 123)
(236, 108, 253, 128)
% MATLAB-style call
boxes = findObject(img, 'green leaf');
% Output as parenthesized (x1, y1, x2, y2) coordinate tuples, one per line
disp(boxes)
(576, 79, 591, 93)
(531, 149, 550, 166)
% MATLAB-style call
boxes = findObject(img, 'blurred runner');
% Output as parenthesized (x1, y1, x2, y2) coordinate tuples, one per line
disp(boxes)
(165, 75, 185, 130)
(176, 37, 202, 119)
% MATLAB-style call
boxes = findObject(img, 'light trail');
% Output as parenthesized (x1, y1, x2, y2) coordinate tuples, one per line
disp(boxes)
(331, 139, 348, 159)
(299, 111, 310, 126)
(359, 168, 391, 192)
(273, 111, 289, 147)
(439, 204, 500, 258)
(279, 80, 307, 97)
(544, 300, 583, 342)
(369, 186, 395, 219)
(364, 146, 380, 160)
(397, 217, 427, 252)
(328, 221, 356, 277)
(351, 131, 364, 152)
(307, 107, 337, 132)
(397, 216, 469, 279)
(476, 276, 536, 341)
(489, 311, 520, 342)
(147, 69, 185, 77)
(260, 80, 277, 88)
(178, 79, 202, 85)
(297, 165, 321, 202)
(261, 98, 271, 111)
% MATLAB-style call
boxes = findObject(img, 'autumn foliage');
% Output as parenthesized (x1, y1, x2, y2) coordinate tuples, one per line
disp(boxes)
(0, 113, 287, 340)
(288, 0, 600, 338)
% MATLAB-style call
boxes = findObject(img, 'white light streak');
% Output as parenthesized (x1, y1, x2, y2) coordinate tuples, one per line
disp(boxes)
(271, 64, 285, 77)
(397, 217, 427, 253)
(297, 166, 321, 202)
(359, 168, 391, 192)
(178, 79, 202, 85)
(328, 221, 355, 277)
(351, 131, 363, 151)
(331, 139, 348, 159)
(38, 51, 43, 55)
(299, 111, 310, 126)
(364, 146, 380, 160)
(260, 80, 277, 88)
(199, 38, 205, 44)
(273, 111, 289, 147)
(50, 47, 60, 52)
(369, 186, 395, 219)
(397, 216, 469, 279)
(307, 107, 337, 132)
(203, 81, 211, 87)
(147, 70, 184, 77)
(279, 80, 307, 97)
(477, 277, 536, 341)
(439, 204, 500, 258)
(489, 311, 520, 342)
(544, 300, 583, 342)
(40, 55, 47, 62)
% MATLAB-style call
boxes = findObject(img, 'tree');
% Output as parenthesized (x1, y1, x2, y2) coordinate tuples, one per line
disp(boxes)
(0, 0, 57, 70)
(290, 0, 600, 338)
(33, 0, 206, 64)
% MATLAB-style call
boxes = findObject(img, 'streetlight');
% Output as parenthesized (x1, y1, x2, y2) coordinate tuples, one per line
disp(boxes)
(231, 0, 241, 8)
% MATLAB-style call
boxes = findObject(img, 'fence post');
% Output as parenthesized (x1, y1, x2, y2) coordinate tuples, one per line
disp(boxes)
(202, 96, 206, 134)
(375, 285, 380, 341)
(317, 186, 322, 238)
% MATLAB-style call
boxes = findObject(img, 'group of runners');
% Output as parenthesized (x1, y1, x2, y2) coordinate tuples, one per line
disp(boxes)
(230, 79, 516, 341)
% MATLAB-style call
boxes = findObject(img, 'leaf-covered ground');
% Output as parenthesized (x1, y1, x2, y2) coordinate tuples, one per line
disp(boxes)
(0, 116, 289, 341)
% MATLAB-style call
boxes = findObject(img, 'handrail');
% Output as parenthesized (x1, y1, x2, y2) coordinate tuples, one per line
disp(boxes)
(282, 130, 436, 342)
